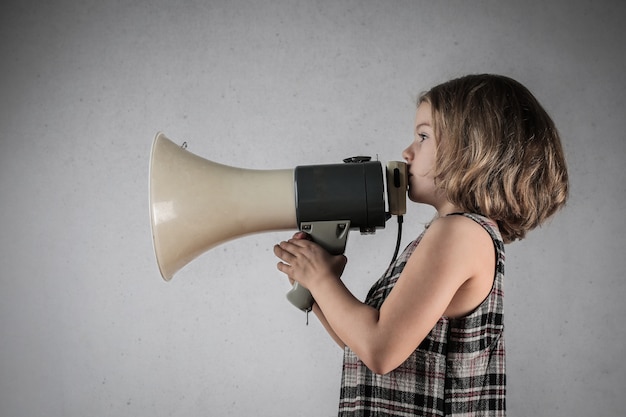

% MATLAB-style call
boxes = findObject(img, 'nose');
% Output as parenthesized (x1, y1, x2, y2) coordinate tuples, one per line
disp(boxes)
(402, 145, 412, 162)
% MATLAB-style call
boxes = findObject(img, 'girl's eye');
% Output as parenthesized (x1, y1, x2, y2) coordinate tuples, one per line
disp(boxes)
(418, 133, 429, 142)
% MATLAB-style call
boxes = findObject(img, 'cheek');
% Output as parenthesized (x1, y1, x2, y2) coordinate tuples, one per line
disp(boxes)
(415, 152, 436, 178)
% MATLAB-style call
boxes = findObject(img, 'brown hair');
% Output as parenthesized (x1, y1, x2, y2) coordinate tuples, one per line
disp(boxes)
(421, 74, 569, 243)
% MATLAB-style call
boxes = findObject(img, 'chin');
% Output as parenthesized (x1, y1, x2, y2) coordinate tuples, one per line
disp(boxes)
(407, 192, 421, 203)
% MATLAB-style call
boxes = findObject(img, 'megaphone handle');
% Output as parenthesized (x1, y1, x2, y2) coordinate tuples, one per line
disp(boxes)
(286, 282, 315, 313)
(286, 220, 351, 313)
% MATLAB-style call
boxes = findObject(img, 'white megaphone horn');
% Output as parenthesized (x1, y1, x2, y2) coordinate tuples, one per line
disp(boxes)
(149, 132, 407, 312)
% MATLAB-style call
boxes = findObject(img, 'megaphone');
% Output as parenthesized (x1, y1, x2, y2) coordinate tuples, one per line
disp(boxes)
(149, 132, 407, 311)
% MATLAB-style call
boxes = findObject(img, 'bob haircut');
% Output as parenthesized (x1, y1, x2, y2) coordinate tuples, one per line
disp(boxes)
(421, 74, 569, 243)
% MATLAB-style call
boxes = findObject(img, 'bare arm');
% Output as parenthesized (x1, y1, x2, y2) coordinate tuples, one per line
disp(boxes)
(312, 302, 345, 348)
(275, 215, 495, 374)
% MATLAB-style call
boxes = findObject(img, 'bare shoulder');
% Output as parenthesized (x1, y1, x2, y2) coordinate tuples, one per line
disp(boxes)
(422, 214, 494, 252)
(399, 214, 495, 291)
(423, 214, 497, 317)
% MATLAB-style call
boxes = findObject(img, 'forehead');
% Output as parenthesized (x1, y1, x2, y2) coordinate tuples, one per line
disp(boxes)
(414, 101, 432, 127)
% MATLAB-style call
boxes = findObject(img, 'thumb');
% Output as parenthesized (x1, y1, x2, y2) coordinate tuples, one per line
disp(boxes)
(293, 231, 312, 240)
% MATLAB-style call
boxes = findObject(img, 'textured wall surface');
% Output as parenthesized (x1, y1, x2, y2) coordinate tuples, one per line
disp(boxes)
(1, 1, 625, 416)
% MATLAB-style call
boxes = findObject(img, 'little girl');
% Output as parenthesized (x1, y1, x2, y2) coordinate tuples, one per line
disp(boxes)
(274, 74, 568, 416)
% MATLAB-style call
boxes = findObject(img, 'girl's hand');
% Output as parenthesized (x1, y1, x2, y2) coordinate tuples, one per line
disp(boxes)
(273, 234, 347, 290)
(281, 232, 308, 285)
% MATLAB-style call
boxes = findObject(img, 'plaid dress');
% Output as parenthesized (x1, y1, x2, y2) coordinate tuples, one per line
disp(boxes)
(339, 213, 506, 416)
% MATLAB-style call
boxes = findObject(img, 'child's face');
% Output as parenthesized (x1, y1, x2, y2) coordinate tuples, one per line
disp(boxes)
(402, 102, 438, 205)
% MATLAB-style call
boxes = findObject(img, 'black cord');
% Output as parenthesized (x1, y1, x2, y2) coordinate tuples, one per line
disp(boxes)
(389, 215, 403, 267)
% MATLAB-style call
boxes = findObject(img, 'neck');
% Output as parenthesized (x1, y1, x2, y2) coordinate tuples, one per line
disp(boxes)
(435, 201, 462, 218)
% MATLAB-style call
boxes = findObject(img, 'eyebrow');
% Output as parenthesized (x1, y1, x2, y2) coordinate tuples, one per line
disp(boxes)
(415, 122, 432, 131)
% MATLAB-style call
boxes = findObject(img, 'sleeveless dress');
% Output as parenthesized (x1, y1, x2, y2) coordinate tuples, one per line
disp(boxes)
(338, 213, 506, 416)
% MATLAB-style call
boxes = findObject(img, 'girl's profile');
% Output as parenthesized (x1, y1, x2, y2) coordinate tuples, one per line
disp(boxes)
(274, 74, 569, 416)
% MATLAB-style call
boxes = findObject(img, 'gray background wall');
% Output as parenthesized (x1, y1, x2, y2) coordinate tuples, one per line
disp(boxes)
(1, 0, 624, 416)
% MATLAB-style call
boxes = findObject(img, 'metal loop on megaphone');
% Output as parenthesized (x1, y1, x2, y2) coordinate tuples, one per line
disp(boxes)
(343, 156, 372, 163)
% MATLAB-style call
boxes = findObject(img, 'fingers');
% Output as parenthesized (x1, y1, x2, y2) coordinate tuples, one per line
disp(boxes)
(273, 237, 320, 281)
(274, 240, 299, 257)
(285, 237, 314, 249)
(275, 239, 312, 259)
(274, 240, 309, 268)
(276, 261, 290, 273)
(273, 243, 292, 263)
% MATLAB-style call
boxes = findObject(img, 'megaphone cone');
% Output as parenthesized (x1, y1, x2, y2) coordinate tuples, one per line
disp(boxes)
(149, 133, 297, 280)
